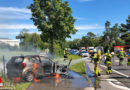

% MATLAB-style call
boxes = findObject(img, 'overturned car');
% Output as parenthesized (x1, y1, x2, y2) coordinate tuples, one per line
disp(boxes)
(6, 55, 72, 82)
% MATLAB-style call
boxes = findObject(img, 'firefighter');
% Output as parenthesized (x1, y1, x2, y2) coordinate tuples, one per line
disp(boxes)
(127, 49, 130, 66)
(94, 49, 101, 76)
(106, 50, 112, 74)
(104, 52, 108, 65)
(64, 48, 68, 61)
(90, 50, 95, 63)
(119, 48, 125, 65)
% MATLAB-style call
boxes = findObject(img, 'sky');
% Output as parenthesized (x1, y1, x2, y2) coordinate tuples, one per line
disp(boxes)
(0, 0, 130, 40)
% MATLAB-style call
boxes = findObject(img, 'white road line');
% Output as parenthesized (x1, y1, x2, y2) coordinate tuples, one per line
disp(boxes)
(100, 64, 129, 78)
(100, 64, 130, 90)
(106, 79, 130, 90)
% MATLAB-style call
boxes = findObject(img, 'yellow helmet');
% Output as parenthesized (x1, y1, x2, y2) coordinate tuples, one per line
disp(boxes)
(121, 48, 123, 51)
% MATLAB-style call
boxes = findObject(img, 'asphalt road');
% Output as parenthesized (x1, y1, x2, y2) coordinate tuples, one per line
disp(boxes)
(84, 56, 130, 90)
(100, 56, 130, 88)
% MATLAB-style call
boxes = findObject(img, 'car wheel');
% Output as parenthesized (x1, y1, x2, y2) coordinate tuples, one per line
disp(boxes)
(25, 72, 34, 82)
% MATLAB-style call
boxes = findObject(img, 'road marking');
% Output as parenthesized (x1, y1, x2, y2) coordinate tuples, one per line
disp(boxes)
(106, 79, 130, 90)
(100, 64, 129, 78)
(100, 64, 130, 90)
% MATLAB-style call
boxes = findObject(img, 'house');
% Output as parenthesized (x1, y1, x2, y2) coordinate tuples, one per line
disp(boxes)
(0, 38, 19, 47)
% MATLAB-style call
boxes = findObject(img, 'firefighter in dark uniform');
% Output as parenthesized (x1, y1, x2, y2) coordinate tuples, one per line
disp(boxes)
(91, 50, 95, 63)
(64, 48, 68, 61)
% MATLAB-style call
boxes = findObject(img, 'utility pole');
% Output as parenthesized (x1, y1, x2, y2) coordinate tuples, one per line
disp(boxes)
(3, 56, 5, 79)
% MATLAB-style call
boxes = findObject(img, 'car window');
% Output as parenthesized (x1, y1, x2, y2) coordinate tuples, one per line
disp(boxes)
(30, 56, 41, 63)
(82, 51, 87, 53)
(40, 57, 51, 64)
(14, 57, 24, 63)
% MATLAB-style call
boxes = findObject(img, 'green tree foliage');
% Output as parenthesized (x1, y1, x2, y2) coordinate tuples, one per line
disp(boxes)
(101, 21, 121, 51)
(19, 30, 44, 51)
(68, 39, 81, 49)
(120, 15, 130, 45)
(81, 32, 98, 47)
(28, 0, 77, 53)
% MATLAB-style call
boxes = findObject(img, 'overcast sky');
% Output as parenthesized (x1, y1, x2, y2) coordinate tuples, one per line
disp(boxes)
(0, 0, 130, 40)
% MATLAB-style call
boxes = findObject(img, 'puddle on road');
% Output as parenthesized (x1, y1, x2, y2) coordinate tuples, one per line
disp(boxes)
(85, 62, 101, 89)
(68, 71, 90, 88)
(31, 71, 90, 89)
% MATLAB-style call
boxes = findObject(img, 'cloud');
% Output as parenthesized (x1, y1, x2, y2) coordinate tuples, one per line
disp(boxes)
(76, 32, 85, 35)
(0, 24, 36, 30)
(0, 7, 31, 14)
(75, 17, 86, 20)
(79, 0, 93, 2)
(0, 7, 31, 20)
(0, 31, 40, 35)
(0, 14, 31, 20)
(0, 31, 41, 39)
(75, 24, 104, 30)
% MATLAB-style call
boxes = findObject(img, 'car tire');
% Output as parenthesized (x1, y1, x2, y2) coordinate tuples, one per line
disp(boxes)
(25, 72, 34, 82)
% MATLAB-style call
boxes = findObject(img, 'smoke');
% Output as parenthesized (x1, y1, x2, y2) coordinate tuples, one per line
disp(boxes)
(0, 42, 44, 74)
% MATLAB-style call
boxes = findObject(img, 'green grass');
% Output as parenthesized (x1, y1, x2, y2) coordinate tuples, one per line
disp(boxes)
(0, 72, 30, 90)
(54, 54, 81, 63)
(68, 54, 81, 60)
(16, 82, 31, 90)
(69, 61, 86, 76)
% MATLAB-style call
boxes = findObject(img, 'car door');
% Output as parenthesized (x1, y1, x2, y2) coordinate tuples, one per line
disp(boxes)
(40, 56, 53, 75)
(6, 57, 24, 77)
(30, 56, 44, 76)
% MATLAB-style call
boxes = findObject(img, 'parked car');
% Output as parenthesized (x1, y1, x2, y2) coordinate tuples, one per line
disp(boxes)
(6, 55, 71, 82)
(69, 49, 79, 55)
(79, 51, 89, 57)
(87, 47, 94, 54)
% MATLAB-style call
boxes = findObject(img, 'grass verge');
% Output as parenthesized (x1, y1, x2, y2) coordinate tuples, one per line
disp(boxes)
(69, 61, 86, 77)
(68, 54, 81, 60)
(16, 82, 31, 90)
(0, 73, 30, 90)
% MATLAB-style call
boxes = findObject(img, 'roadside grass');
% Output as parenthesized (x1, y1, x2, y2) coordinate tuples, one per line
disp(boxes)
(0, 72, 30, 90)
(69, 61, 86, 77)
(54, 54, 81, 63)
(16, 82, 31, 90)
(68, 54, 81, 60)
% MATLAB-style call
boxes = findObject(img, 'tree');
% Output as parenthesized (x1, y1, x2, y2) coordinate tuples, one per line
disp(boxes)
(19, 30, 44, 51)
(80, 32, 98, 47)
(29, 0, 77, 54)
(101, 21, 120, 51)
(86, 32, 96, 38)
(120, 15, 130, 45)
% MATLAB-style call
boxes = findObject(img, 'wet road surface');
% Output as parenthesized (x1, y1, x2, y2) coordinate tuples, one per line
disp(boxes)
(100, 56, 130, 88)
(85, 57, 130, 90)
(27, 71, 93, 90)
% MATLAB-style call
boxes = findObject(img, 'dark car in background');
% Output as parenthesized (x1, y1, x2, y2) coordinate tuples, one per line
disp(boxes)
(69, 49, 79, 55)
